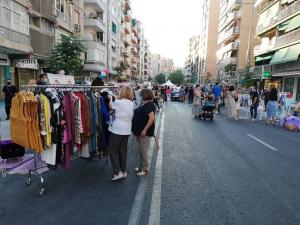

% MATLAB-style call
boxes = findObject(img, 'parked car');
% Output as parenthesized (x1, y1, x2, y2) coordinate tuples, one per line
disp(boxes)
(171, 87, 180, 101)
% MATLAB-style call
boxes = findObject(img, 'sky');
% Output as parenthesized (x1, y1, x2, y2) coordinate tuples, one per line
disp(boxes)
(131, 0, 202, 67)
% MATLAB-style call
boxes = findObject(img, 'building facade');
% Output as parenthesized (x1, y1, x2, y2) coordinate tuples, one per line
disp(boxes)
(216, 0, 257, 84)
(198, 0, 220, 83)
(254, 0, 300, 102)
(184, 36, 200, 81)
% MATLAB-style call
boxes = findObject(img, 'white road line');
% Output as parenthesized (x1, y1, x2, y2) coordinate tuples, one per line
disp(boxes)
(246, 133, 279, 152)
(127, 113, 162, 225)
(148, 113, 165, 225)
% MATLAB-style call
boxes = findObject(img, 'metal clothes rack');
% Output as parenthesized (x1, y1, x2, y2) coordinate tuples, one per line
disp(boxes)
(1, 85, 119, 196)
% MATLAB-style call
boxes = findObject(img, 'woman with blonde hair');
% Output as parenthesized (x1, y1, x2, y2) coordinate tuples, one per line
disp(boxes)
(108, 85, 134, 181)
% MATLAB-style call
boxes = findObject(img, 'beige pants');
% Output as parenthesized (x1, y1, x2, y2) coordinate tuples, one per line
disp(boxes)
(136, 136, 150, 172)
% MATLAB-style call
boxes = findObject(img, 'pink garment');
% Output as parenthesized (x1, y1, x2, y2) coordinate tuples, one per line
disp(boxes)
(166, 89, 172, 94)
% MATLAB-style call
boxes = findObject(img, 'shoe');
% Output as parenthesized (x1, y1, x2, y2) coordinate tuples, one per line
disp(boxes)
(251, 118, 255, 121)
(112, 172, 123, 181)
(123, 172, 128, 178)
(134, 167, 140, 173)
(136, 170, 148, 177)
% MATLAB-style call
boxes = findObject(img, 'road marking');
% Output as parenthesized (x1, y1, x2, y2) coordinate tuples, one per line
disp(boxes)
(148, 113, 165, 225)
(127, 113, 162, 225)
(246, 133, 279, 152)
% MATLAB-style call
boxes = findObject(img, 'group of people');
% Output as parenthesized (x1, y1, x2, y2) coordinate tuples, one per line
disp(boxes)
(108, 85, 156, 180)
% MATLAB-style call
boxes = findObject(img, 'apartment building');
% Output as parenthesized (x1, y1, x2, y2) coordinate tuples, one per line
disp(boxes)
(143, 40, 151, 81)
(0, 0, 32, 91)
(198, 0, 220, 83)
(151, 54, 160, 77)
(185, 36, 200, 80)
(216, 0, 257, 83)
(82, 0, 106, 78)
(130, 18, 139, 80)
(254, 0, 300, 102)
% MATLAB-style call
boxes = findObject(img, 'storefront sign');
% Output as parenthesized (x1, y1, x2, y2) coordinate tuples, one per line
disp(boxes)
(47, 73, 75, 85)
(263, 71, 270, 79)
(15, 59, 39, 70)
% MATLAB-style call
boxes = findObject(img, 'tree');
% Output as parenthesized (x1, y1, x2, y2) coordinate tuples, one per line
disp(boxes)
(45, 35, 86, 75)
(241, 72, 256, 88)
(169, 70, 184, 85)
(155, 73, 166, 84)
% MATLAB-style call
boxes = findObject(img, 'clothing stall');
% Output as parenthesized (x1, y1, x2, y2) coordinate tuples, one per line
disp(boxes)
(0, 84, 118, 196)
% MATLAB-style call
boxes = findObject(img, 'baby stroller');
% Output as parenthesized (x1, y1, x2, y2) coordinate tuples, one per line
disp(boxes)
(200, 101, 215, 121)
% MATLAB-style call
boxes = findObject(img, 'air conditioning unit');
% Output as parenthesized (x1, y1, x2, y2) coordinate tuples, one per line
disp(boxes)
(74, 24, 81, 32)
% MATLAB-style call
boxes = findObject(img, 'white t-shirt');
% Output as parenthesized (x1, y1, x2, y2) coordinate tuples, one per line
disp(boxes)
(134, 89, 142, 108)
(109, 99, 134, 135)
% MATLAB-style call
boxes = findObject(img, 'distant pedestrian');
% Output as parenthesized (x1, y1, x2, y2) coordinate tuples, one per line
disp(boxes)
(212, 82, 222, 113)
(132, 89, 156, 176)
(184, 86, 189, 102)
(2, 79, 18, 120)
(188, 86, 194, 104)
(192, 85, 202, 118)
(236, 88, 242, 120)
(263, 88, 270, 111)
(266, 87, 278, 126)
(179, 86, 185, 102)
(108, 85, 134, 181)
(250, 86, 259, 121)
(166, 86, 171, 102)
(36, 74, 47, 85)
(225, 85, 238, 120)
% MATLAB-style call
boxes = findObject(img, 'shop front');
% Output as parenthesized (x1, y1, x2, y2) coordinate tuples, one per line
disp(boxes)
(14, 59, 39, 89)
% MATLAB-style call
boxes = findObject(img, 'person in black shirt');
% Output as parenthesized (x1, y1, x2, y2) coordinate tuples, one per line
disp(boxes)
(2, 80, 18, 120)
(250, 87, 259, 121)
(36, 74, 47, 85)
(132, 89, 156, 176)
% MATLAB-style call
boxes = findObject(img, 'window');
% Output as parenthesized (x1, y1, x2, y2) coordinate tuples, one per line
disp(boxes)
(112, 22, 117, 34)
(42, 19, 54, 35)
(284, 78, 294, 94)
(97, 32, 104, 42)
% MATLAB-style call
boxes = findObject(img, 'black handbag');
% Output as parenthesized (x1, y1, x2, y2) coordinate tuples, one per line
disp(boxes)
(0, 140, 25, 159)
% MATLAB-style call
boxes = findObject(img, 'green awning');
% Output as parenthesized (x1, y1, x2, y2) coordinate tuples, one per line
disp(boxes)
(278, 21, 290, 31)
(270, 44, 300, 64)
(255, 55, 273, 62)
(285, 14, 300, 33)
(270, 47, 289, 64)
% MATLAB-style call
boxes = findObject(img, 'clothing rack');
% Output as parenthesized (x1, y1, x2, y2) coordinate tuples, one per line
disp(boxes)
(1, 85, 119, 196)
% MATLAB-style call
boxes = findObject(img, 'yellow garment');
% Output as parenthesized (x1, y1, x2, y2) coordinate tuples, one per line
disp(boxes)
(41, 94, 52, 147)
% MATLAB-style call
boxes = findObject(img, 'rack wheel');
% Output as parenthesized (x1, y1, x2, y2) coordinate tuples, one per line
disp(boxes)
(39, 188, 45, 196)
(25, 179, 32, 186)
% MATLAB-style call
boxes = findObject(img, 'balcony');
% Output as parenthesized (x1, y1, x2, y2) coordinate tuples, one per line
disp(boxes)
(254, 38, 276, 56)
(256, 16, 278, 34)
(278, 1, 300, 22)
(220, 57, 237, 66)
(124, 10, 132, 22)
(123, 34, 131, 46)
(111, 48, 119, 59)
(131, 47, 138, 55)
(122, 47, 131, 57)
(82, 40, 106, 52)
(131, 35, 137, 44)
(257, 0, 277, 14)
(276, 26, 300, 48)
(220, 0, 242, 18)
(83, 60, 106, 72)
(84, 0, 106, 12)
(84, 17, 105, 32)
(123, 22, 131, 34)
(0, 26, 32, 53)
(219, 11, 241, 32)
(219, 27, 240, 44)
(55, 9, 74, 32)
(222, 42, 240, 53)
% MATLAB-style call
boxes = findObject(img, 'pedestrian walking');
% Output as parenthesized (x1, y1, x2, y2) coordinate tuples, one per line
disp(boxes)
(188, 86, 194, 104)
(192, 85, 202, 118)
(153, 89, 160, 112)
(250, 86, 259, 121)
(2, 79, 18, 120)
(166, 86, 171, 102)
(263, 88, 270, 112)
(266, 87, 279, 126)
(179, 86, 185, 102)
(132, 89, 156, 176)
(225, 85, 238, 120)
(134, 85, 142, 108)
(184, 86, 189, 102)
(236, 88, 242, 120)
(108, 85, 134, 181)
(212, 82, 222, 113)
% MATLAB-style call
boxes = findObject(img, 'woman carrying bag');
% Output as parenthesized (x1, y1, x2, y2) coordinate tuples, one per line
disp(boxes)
(132, 89, 156, 176)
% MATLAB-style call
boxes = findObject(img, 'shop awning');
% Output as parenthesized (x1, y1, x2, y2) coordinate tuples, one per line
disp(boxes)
(285, 14, 300, 33)
(270, 44, 300, 64)
(278, 21, 290, 31)
(255, 55, 273, 62)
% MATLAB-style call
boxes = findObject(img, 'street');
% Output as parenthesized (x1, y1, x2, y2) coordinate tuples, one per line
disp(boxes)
(1, 102, 300, 225)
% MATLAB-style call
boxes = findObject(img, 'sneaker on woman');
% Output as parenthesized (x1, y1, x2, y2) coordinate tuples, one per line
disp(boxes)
(112, 172, 124, 181)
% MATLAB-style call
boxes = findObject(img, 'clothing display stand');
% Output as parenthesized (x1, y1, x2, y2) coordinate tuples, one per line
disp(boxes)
(1, 84, 118, 196)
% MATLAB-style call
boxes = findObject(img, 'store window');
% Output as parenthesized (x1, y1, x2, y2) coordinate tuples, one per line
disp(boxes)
(296, 78, 300, 101)
(284, 78, 294, 94)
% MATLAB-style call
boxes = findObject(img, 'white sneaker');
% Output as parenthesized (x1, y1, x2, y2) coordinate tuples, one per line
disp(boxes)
(112, 172, 123, 181)
(136, 170, 148, 177)
(122, 172, 128, 178)
(134, 167, 140, 173)
(251, 118, 255, 121)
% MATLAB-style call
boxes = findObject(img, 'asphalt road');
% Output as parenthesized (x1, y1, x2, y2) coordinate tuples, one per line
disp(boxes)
(0, 102, 300, 225)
